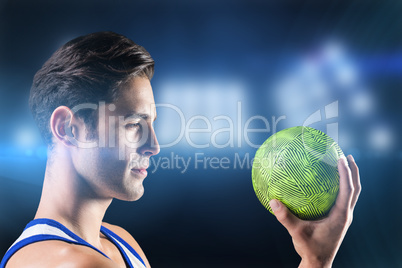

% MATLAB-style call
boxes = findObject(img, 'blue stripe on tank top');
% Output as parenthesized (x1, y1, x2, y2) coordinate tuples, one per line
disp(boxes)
(1, 218, 111, 268)
(101, 226, 146, 267)
(0, 234, 109, 268)
(24, 218, 111, 258)
(100, 228, 134, 267)
(1, 218, 146, 268)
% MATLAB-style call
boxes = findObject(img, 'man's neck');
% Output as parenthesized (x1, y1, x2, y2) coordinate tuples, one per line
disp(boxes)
(34, 148, 112, 250)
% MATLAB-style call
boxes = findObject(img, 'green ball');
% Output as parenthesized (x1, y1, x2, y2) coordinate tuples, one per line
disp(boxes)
(252, 126, 344, 220)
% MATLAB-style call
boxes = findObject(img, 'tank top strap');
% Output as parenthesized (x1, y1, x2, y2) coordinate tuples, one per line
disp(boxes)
(0, 218, 109, 268)
(101, 225, 147, 268)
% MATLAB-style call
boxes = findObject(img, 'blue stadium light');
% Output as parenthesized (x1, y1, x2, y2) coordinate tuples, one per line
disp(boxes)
(322, 41, 344, 64)
(154, 78, 247, 151)
(15, 128, 38, 148)
(334, 61, 357, 87)
(368, 125, 393, 152)
(350, 90, 373, 116)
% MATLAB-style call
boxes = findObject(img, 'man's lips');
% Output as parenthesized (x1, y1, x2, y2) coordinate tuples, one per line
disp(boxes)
(131, 168, 148, 176)
(130, 158, 149, 176)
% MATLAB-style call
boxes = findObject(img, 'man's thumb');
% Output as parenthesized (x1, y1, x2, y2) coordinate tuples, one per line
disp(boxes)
(270, 199, 299, 230)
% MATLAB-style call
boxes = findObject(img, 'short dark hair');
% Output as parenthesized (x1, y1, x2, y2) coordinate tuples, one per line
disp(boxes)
(29, 31, 154, 147)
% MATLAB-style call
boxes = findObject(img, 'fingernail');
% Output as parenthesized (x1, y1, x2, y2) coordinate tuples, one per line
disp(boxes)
(270, 199, 280, 212)
(348, 154, 354, 161)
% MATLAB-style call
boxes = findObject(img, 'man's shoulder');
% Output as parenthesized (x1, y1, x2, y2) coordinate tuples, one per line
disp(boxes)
(101, 222, 151, 267)
(5, 222, 150, 268)
(6, 240, 117, 268)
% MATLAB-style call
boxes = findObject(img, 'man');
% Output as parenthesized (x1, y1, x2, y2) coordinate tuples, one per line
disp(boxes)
(0, 31, 361, 268)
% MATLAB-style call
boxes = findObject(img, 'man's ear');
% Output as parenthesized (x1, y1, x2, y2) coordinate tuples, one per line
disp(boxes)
(50, 106, 77, 147)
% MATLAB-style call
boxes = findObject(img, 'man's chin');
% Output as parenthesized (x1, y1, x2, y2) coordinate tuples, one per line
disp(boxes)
(117, 187, 144, 202)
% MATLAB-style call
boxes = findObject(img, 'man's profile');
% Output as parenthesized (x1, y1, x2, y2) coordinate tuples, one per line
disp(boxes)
(0, 31, 361, 268)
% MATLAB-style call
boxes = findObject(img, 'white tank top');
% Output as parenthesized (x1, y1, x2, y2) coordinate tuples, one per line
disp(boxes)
(0, 218, 147, 268)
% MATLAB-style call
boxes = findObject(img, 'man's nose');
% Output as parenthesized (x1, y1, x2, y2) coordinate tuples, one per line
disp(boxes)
(139, 124, 160, 157)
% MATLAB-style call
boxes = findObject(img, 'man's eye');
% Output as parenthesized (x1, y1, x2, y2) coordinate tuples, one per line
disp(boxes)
(125, 123, 140, 129)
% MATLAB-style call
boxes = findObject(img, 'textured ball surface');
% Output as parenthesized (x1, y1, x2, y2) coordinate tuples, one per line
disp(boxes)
(252, 126, 344, 220)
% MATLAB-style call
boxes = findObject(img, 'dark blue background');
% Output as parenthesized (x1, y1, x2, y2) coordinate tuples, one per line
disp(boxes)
(1, 0, 401, 267)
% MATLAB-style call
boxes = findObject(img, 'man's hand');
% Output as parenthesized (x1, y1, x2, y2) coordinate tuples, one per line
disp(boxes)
(269, 155, 361, 268)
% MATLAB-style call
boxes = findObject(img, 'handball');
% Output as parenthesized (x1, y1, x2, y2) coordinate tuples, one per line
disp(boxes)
(252, 126, 344, 220)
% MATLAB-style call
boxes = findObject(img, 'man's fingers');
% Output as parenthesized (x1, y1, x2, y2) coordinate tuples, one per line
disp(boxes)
(270, 199, 300, 233)
(347, 155, 361, 209)
(331, 157, 354, 221)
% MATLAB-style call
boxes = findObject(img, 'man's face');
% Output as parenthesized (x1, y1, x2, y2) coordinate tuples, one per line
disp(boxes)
(70, 76, 160, 201)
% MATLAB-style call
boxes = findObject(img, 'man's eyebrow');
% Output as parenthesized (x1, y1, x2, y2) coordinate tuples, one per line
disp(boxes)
(124, 112, 157, 121)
